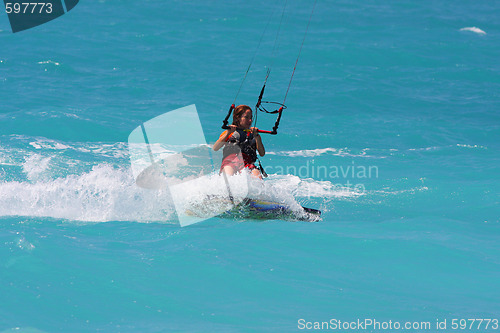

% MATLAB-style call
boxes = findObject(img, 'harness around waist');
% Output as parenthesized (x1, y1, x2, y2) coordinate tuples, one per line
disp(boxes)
(222, 129, 257, 163)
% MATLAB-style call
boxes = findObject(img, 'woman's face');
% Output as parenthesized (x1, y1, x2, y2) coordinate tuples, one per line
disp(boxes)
(239, 110, 253, 129)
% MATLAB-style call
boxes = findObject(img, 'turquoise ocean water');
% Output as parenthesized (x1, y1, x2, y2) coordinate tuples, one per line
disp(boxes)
(1, 0, 499, 331)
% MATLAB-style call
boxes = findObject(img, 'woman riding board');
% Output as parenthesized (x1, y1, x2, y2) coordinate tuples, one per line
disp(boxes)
(213, 105, 265, 179)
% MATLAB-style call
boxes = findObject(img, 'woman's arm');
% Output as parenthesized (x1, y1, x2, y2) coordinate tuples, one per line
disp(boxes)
(213, 125, 236, 151)
(252, 127, 265, 156)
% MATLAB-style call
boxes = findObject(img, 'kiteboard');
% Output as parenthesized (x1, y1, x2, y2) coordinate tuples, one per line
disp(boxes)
(185, 195, 321, 222)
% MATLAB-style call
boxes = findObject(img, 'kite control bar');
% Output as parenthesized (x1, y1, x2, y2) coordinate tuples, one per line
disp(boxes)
(221, 104, 284, 135)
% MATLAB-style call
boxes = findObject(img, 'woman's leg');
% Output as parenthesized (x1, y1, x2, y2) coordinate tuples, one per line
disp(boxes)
(250, 168, 262, 179)
(222, 165, 236, 176)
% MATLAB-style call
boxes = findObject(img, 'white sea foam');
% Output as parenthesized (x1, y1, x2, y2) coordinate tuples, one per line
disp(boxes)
(265, 174, 363, 199)
(460, 27, 486, 35)
(372, 186, 429, 196)
(0, 158, 346, 223)
(386, 144, 487, 155)
(29, 140, 71, 150)
(22, 154, 52, 182)
(171, 171, 352, 222)
(267, 147, 379, 158)
(0, 164, 175, 223)
(37, 60, 61, 66)
(407, 146, 441, 152)
(0, 151, 10, 166)
(456, 144, 487, 149)
(26, 137, 129, 158)
(0, 136, 365, 223)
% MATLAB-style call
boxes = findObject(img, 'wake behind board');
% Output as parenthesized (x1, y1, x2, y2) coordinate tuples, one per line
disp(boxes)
(185, 195, 321, 222)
